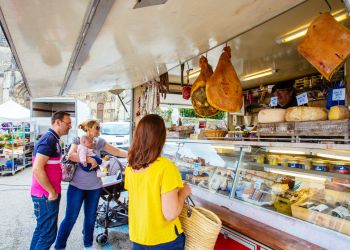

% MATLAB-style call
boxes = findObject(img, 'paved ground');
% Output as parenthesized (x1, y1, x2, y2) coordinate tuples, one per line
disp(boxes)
(0, 167, 132, 250)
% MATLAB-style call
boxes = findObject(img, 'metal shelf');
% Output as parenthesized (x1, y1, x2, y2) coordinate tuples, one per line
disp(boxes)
(0, 165, 26, 176)
(243, 162, 350, 180)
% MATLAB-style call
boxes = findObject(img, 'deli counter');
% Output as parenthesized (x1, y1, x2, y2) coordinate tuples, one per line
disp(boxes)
(163, 139, 350, 250)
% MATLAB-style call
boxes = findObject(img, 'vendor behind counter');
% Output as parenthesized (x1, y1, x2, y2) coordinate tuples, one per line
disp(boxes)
(272, 80, 298, 109)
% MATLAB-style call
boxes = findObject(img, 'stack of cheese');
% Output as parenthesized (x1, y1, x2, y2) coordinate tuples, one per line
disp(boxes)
(258, 106, 349, 123)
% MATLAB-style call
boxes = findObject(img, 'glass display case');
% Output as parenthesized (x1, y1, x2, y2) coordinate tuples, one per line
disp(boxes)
(164, 139, 350, 238)
(163, 140, 242, 197)
(236, 146, 350, 237)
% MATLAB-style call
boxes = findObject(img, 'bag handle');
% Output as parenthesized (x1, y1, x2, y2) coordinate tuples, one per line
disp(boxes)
(185, 196, 195, 217)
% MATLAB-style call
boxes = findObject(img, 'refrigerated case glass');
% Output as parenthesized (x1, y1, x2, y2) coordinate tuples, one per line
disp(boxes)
(163, 140, 241, 197)
(234, 146, 350, 237)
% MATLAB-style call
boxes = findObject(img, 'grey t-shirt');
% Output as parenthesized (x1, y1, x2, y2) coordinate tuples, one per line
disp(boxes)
(70, 137, 106, 190)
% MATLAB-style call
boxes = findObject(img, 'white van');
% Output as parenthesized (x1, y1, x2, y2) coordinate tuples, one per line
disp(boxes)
(100, 122, 131, 150)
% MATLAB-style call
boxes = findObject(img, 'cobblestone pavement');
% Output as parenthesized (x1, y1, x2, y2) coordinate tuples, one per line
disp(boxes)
(0, 167, 131, 250)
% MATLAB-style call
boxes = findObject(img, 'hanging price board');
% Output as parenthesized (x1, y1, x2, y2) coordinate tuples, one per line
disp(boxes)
(332, 88, 345, 101)
(270, 96, 278, 107)
(297, 92, 308, 106)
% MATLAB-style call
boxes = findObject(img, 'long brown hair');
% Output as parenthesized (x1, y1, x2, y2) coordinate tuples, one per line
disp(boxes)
(128, 114, 166, 169)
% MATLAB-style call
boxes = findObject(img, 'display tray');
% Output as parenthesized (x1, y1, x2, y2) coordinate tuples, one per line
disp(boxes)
(291, 189, 350, 236)
(257, 119, 349, 139)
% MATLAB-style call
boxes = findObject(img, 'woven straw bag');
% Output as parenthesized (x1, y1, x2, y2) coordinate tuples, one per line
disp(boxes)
(179, 197, 222, 250)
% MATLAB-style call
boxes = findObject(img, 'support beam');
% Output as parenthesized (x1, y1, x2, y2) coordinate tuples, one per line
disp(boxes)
(59, 0, 115, 96)
(0, 7, 31, 97)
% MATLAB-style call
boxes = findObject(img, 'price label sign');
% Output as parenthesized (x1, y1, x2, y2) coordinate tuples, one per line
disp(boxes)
(297, 92, 308, 106)
(332, 88, 345, 101)
(254, 181, 262, 190)
(270, 96, 278, 107)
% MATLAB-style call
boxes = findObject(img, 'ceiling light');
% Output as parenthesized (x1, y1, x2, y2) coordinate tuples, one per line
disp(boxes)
(268, 148, 307, 155)
(187, 69, 201, 79)
(240, 68, 276, 81)
(316, 153, 350, 161)
(275, 9, 349, 44)
(268, 169, 327, 181)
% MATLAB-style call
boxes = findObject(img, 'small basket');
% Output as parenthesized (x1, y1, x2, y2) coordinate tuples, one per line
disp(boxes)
(203, 130, 227, 139)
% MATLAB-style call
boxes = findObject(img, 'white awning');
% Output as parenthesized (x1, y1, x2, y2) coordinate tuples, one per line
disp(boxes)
(0, 100, 30, 121)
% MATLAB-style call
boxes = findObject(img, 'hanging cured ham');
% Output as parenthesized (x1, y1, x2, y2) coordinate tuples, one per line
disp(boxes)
(206, 46, 243, 112)
(190, 56, 219, 117)
(298, 13, 350, 81)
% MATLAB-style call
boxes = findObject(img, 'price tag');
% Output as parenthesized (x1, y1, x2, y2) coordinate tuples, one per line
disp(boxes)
(270, 96, 278, 107)
(254, 181, 262, 190)
(332, 88, 345, 101)
(297, 92, 308, 106)
(193, 162, 200, 176)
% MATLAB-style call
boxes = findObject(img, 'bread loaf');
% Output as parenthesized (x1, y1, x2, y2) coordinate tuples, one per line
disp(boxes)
(328, 105, 349, 120)
(258, 109, 286, 123)
(285, 107, 328, 121)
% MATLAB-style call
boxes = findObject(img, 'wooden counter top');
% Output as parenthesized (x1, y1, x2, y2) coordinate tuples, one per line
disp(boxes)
(192, 196, 324, 250)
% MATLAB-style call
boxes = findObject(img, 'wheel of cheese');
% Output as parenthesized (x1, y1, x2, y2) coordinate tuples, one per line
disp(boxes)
(258, 109, 286, 123)
(328, 105, 349, 120)
(285, 107, 328, 121)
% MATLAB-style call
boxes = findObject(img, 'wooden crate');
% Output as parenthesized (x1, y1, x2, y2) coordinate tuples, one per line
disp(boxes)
(257, 122, 294, 136)
(294, 119, 350, 137)
(291, 189, 350, 236)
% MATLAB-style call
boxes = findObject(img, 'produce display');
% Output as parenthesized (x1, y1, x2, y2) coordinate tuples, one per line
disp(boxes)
(292, 189, 350, 236)
(298, 13, 350, 81)
(285, 106, 328, 122)
(190, 56, 219, 117)
(206, 46, 243, 112)
(235, 169, 310, 215)
(176, 156, 235, 197)
(0, 122, 32, 174)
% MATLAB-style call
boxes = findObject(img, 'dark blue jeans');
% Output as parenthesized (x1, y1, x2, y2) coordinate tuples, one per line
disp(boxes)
(54, 185, 101, 249)
(132, 233, 185, 250)
(30, 194, 61, 250)
(79, 155, 102, 172)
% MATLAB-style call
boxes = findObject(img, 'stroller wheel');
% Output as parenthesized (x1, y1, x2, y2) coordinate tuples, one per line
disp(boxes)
(96, 233, 108, 245)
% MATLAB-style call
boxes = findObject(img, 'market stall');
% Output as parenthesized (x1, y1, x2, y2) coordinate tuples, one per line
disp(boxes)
(1, 0, 350, 249)
(129, 2, 350, 249)
(0, 100, 33, 175)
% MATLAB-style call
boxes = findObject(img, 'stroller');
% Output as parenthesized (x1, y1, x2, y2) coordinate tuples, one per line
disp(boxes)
(95, 156, 128, 245)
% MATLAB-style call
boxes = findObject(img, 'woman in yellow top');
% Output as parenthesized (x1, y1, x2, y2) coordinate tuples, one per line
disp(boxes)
(125, 114, 191, 250)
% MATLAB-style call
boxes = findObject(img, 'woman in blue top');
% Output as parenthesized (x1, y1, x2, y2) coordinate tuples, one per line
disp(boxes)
(54, 120, 128, 250)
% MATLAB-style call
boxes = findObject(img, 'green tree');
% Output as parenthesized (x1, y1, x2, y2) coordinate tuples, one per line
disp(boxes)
(178, 108, 225, 120)
(155, 107, 173, 124)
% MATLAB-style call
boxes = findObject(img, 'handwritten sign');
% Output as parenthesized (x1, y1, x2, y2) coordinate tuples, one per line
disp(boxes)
(270, 96, 278, 107)
(297, 92, 308, 106)
(332, 88, 345, 101)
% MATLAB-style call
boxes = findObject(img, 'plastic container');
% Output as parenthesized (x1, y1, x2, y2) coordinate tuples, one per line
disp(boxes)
(288, 157, 301, 169)
(267, 155, 278, 166)
(329, 161, 350, 175)
(256, 154, 265, 164)
(312, 159, 329, 172)
(277, 155, 288, 167)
